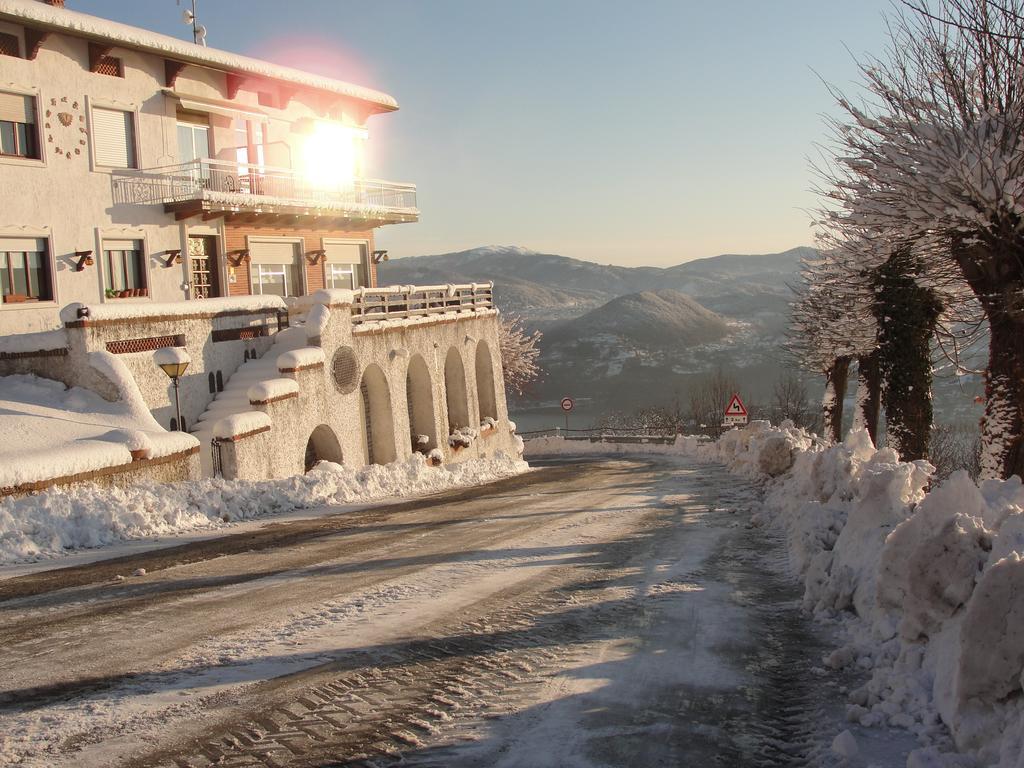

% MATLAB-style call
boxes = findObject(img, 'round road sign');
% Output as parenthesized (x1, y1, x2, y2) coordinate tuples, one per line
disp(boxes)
(561, 397, 574, 412)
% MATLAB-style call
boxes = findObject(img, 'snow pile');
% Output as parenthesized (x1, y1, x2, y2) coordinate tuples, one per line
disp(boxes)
(0, 373, 197, 489)
(0, 451, 528, 564)
(675, 422, 1024, 767)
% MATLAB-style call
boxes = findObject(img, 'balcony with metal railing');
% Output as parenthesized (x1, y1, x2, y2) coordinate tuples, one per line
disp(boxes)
(111, 159, 419, 226)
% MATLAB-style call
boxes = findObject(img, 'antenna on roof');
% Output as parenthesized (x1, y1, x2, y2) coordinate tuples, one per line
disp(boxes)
(176, 0, 207, 46)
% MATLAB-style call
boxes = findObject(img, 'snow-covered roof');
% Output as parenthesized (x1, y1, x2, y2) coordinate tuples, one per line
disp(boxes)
(0, 0, 399, 112)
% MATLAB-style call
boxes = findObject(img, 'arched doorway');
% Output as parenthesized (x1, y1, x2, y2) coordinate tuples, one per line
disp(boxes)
(304, 424, 344, 472)
(444, 347, 470, 434)
(475, 340, 497, 424)
(406, 354, 437, 453)
(360, 364, 397, 465)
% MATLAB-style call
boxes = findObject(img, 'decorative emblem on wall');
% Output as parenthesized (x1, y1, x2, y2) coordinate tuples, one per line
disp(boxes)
(45, 96, 86, 160)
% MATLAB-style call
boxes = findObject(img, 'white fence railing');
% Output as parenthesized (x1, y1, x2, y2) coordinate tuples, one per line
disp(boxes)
(111, 159, 418, 212)
(351, 283, 494, 325)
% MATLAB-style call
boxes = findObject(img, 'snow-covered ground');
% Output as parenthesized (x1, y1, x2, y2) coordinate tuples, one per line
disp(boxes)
(0, 454, 797, 767)
(527, 423, 1024, 767)
(0, 451, 528, 564)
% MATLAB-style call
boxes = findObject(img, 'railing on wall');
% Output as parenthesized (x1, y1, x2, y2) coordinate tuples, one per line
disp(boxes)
(517, 427, 681, 445)
(351, 283, 495, 325)
(111, 159, 418, 212)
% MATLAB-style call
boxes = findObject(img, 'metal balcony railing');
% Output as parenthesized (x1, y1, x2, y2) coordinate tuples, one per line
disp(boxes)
(351, 283, 495, 325)
(111, 158, 418, 214)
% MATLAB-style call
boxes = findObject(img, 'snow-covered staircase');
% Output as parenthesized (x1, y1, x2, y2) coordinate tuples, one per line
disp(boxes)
(193, 326, 306, 475)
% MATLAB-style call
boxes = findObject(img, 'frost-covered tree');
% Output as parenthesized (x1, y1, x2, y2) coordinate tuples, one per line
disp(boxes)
(820, 0, 1024, 479)
(498, 315, 542, 397)
(787, 247, 876, 442)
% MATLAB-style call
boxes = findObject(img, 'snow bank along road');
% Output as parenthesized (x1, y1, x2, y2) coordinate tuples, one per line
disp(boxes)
(1, 456, 858, 767)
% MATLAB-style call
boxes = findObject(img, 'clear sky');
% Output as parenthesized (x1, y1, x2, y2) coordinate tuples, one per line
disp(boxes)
(73, 0, 894, 266)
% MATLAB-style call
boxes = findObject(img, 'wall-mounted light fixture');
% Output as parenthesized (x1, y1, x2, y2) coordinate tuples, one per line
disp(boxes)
(227, 249, 250, 267)
(164, 249, 183, 267)
(305, 249, 326, 265)
(372, 250, 389, 264)
(74, 250, 94, 272)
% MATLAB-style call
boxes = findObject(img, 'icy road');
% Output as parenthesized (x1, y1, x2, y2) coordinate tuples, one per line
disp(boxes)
(0, 456, 866, 767)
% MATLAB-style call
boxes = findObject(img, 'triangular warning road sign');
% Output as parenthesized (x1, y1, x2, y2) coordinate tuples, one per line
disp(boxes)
(725, 394, 747, 417)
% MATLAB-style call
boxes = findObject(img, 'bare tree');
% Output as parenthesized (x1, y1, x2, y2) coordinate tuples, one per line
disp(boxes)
(498, 315, 542, 397)
(688, 367, 739, 438)
(772, 371, 818, 430)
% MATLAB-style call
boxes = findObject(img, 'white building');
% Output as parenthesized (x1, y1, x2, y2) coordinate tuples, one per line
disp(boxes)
(0, 0, 416, 334)
(0, 0, 519, 495)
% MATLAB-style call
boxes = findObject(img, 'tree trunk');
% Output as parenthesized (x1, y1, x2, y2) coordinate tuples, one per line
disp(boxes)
(871, 251, 942, 463)
(823, 356, 851, 443)
(977, 306, 1024, 480)
(853, 350, 882, 445)
(953, 241, 1024, 480)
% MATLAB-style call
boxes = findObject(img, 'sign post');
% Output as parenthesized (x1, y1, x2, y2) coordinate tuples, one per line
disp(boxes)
(722, 393, 748, 429)
(561, 396, 574, 433)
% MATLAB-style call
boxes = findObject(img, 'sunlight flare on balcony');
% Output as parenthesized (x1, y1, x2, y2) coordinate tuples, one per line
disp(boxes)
(299, 121, 367, 190)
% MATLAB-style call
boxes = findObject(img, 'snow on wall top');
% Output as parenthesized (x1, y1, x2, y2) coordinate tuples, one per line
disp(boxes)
(0, 328, 68, 356)
(60, 295, 286, 323)
(0, 0, 399, 111)
(248, 378, 299, 403)
(277, 347, 325, 370)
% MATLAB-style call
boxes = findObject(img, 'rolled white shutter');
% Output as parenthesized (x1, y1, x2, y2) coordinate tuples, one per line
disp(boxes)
(92, 107, 135, 168)
(0, 92, 33, 124)
(104, 239, 140, 251)
(323, 242, 363, 264)
(0, 237, 45, 252)
(249, 240, 299, 265)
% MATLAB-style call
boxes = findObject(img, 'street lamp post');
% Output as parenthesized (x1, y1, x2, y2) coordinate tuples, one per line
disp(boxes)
(154, 347, 192, 431)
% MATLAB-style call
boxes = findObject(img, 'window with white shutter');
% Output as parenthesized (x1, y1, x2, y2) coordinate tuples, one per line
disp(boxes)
(92, 107, 136, 168)
(323, 241, 367, 288)
(0, 91, 38, 159)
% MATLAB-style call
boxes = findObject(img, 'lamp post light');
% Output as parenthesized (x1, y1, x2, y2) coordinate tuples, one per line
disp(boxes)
(154, 347, 191, 431)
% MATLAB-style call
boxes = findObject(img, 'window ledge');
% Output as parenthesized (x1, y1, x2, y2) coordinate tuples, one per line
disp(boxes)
(0, 299, 57, 310)
(0, 155, 44, 168)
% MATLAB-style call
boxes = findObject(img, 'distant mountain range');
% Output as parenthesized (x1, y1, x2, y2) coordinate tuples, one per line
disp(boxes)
(379, 245, 984, 430)
(380, 245, 809, 331)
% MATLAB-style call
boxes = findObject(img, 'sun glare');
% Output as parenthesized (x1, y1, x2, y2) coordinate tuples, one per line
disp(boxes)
(300, 121, 367, 190)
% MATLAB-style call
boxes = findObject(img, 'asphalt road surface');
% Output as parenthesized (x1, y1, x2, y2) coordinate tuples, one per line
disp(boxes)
(0, 455, 853, 767)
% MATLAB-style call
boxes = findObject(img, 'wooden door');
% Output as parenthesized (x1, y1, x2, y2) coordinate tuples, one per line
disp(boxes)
(188, 236, 221, 299)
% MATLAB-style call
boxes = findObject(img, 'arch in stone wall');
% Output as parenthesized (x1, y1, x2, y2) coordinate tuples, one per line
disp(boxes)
(475, 340, 498, 424)
(444, 347, 470, 435)
(406, 354, 437, 453)
(305, 423, 344, 472)
(360, 363, 397, 465)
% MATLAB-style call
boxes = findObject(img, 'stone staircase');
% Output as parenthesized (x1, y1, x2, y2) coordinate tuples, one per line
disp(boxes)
(193, 326, 306, 475)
